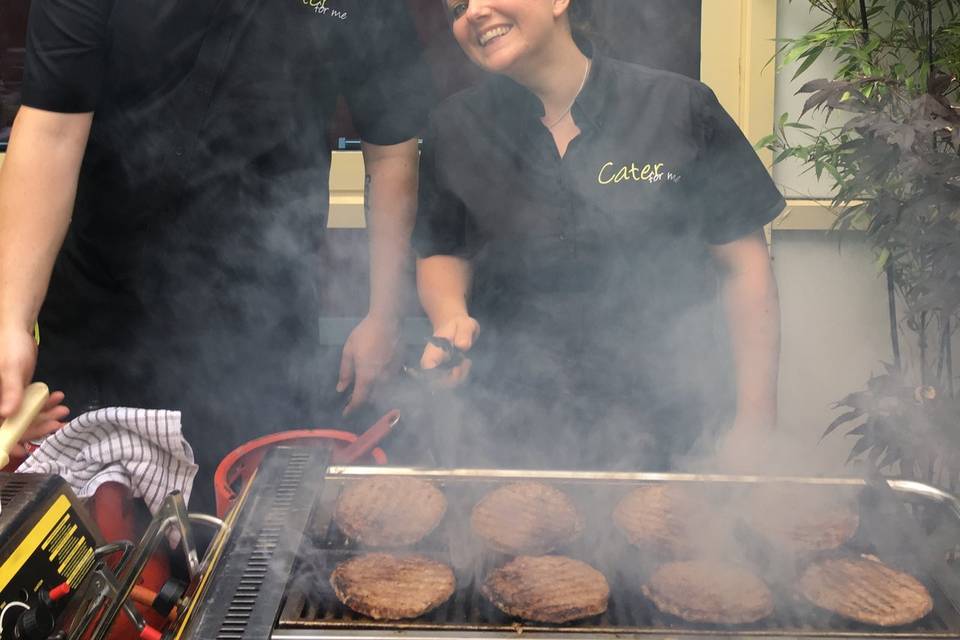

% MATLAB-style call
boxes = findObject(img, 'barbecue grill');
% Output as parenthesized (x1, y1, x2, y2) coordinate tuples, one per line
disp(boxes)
(172, 447, 960, 640)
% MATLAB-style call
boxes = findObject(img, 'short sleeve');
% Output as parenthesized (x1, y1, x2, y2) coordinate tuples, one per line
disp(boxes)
(690, 84, 785, 245)
(21, 0, 114, 113)
(412, 114, 472, 258)
(341, 4, 434, 145)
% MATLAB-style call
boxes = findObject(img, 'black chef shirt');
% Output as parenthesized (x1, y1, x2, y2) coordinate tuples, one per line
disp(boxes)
(413, 55, 785, 466)
(22, 0, 431, 466)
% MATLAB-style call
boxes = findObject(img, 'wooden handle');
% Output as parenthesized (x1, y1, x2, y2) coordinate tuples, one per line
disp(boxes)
(0, 382, 50, 468)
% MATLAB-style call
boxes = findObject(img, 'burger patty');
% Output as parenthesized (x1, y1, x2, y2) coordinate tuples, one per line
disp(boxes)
(642, 561, 774, 624)
(744, 486, 860, 554)
(613, 484, 717, 559)
(798, 556, 933, 627)
(330, 553, 456, 620)
(334, 477, 446, 547)
(471, 482, 583, 555)
(482, 555, 610, 624)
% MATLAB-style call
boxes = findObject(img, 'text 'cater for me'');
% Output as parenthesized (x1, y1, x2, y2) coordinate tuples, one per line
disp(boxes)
(598, 162, 682, 185)
(302, 0, 348, 19)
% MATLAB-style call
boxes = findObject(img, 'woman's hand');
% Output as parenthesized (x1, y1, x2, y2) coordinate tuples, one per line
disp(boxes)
(419, 315, 480, 388)
(6, 390, 69, 459)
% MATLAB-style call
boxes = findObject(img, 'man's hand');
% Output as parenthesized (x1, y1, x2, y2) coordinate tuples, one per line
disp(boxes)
(419, 315, 480, 388)
(0, 324, 39, 419)
(6, 390, 69, 459)
(337, 315, 401, 416)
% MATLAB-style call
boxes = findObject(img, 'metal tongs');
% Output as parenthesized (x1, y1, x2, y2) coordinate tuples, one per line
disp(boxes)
(402, 336, 465, 384)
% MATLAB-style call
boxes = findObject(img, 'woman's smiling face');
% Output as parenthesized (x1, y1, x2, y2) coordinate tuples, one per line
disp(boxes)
(445, 0, 569, 75)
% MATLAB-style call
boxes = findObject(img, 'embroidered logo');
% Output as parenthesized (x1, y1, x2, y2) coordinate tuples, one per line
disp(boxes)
(597, 161, 682, 185)
(301, 0, 348, 19)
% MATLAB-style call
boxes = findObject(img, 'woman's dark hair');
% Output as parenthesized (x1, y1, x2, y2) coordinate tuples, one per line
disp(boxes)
(567, 0, 605, 55)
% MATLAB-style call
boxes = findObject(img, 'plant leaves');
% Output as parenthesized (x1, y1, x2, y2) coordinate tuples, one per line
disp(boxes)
(824, 410, 866, 441)
(846, 435, 874, 464)
(879, 446, 902, 470)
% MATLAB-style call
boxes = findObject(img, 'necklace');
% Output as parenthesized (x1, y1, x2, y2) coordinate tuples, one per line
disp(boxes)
(541, 58, 592, 130)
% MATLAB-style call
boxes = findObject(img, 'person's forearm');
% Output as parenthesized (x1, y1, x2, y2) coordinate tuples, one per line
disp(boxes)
(416, 255, 471, 330)
(361, 139, 419, 323)
(721, 254, 780, 429)
(0, 107, 91, 331)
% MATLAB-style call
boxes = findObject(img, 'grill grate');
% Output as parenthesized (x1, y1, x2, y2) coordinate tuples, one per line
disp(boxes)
(278, 476, 960, 638)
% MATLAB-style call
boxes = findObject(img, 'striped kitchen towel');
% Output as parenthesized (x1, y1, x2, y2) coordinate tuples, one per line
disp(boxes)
(17, 407, 198, 514)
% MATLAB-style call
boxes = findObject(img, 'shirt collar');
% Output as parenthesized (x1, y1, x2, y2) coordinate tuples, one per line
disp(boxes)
(490, 52, 611, 132)
(572, 53, 608, 130)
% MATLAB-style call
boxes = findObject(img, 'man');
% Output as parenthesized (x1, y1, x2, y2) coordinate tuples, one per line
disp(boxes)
(0, 0, 432, 509)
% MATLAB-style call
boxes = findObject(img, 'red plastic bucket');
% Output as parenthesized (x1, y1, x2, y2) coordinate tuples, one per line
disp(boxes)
(213, 430, 387, 517)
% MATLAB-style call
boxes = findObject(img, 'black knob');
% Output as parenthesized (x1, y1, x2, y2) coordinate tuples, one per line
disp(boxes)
(14, 607, 54, 640)
(152, 579, 187, 617)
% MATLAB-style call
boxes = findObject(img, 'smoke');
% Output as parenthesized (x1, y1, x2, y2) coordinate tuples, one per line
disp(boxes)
(205, 1, 960, 632)
(18, 0, 924, 546)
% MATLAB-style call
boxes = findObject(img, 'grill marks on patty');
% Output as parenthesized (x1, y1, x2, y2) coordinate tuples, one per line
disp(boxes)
(798, 556, 933, 627)
(642, 561, 774, 625)
(471, 482, 583, 555)
(327, 479, 935, 631)
(334, 477, 446, 547)
(745, 486, 860, 554)
(482, 555, 610, 623)
(613, 484, 719, 559)
(330, 553, 456, 620)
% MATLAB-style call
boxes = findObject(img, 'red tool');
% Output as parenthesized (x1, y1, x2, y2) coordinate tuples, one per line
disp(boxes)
(331, 410, 401, 465)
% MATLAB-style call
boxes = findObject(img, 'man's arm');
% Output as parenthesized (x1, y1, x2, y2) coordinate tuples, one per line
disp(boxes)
(0, 106, 91, 418)
(709, 230, 780, 434)
(337, 138, 419, 415)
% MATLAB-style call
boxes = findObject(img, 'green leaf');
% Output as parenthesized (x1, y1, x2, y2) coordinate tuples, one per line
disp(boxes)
(825, 163, 844, 186)
(774, 149, 796, 164)
(876, 247, 891, 271)
(793, 44, 828, 80)
(754, 133, 778, 150)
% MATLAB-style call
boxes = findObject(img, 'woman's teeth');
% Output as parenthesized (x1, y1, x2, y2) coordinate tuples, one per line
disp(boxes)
(479, 26, 511, 47)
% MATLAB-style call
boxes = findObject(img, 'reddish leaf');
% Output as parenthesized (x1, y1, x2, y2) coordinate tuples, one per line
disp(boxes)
(846, 436, 874, 464)
(823, 410, 864, 440)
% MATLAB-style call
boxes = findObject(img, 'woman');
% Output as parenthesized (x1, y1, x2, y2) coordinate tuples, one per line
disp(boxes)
(413, 0, 783, 469)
